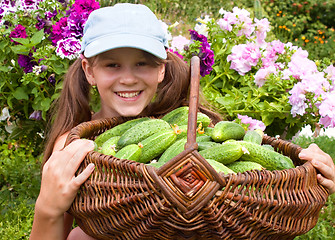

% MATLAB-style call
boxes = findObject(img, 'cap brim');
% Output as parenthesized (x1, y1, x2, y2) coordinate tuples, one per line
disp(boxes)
(83, 33, 167, 59)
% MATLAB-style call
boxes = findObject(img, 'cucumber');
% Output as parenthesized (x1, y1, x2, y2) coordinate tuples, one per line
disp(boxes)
(94, 117, 150, 146)
(161, 106, 211, 128)
(147, 161, 165, 168)
(177, 111, 211, 128)
(196, 135, 212, 142)
(238, 141, 295, 171)
(262, 144, 274, 151)
(138, 129, 178, 163)
(114, 143, 142, 161)
(211, 121, 245, 142)
(243, 130, 263, 145)
(158, 138, 187, 163)
(117, 119, 171, 148)
(199, 142, 244, 165)
(206, 159, 235, 175)
(101, 136, 121, 155)
(197, 141, 221, 151)
(204, 126, 214, 136)
(227, 161, 264, 173)
(175, 124, 208, 140)
(161, 106, 189, 125)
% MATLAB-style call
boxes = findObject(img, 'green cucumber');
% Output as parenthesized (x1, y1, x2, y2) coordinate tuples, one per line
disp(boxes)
(211, 121, 245, 142)
(175, 125, 208, 140)
(238, 141, 295, 171)
(114, 143, 142, 161)
(94, 117, 150, 146)
(227, 161, 264, 173)
(138, 129, 178, 163)
(158, 138, 187, 163)
(243, 130, 263, 145)
(161, 106, 189, 125)
(206, 159, 235, 175)
(197, 141, 221, 151)
(117, 119, 171, 148)
(161, 106, 211, 128)
(101, 136, 121, 155)
(199, 142, 244, 165)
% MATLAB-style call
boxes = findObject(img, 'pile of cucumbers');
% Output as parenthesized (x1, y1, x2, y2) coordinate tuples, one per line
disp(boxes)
(93, 106, 295, 174)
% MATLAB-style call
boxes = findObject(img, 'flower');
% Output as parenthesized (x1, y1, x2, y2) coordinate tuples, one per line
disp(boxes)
(56, 37, 81, 60)
(189, 29, 214, 76)
(237, 114, 266, 131)
(17, 53, 38, 73)
(171, 35, 189, 53)
(227, 43, 261, 75)
(9, 24, 27, 43)
(29, 110, 42, 120)
(318, 92, 335, 128)
(0, 107, 10, 121)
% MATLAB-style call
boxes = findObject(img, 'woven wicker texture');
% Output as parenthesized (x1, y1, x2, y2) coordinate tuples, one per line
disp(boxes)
(66, 57, 329, 240)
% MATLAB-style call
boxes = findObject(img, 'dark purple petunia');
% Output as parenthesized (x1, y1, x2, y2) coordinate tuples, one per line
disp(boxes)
(17, 53, 38, 73)
(189, 29, 214, 77)
(50, 17, 68, 45)
(48, 74, 56, 85)
(72, 0, 100, 15)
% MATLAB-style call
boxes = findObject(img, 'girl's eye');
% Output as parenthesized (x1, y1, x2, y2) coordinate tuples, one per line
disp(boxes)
(136, 62, 147, 67)
(107, 63, 119, 68)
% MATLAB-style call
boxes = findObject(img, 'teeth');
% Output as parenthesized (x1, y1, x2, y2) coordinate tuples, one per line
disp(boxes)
(117, 92, 140, 98)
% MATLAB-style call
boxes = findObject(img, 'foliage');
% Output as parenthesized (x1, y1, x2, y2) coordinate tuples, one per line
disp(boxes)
(262, 0, 335, 63)
(0, 0, 100, 145)
(0, 140, 41, 239)
(171, 7, 335, 139)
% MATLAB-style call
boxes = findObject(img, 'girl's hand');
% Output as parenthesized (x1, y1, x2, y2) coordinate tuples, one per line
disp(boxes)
(299, 143, 335, 194)
(36, 139, 95, 218)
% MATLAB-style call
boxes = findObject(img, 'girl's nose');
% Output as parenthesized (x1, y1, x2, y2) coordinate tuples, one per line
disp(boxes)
(119, 67, 138, 85)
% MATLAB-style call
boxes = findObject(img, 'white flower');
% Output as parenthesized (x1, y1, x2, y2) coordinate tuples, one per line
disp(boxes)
(33, 66, 42, 75)
(0, 107, 10, 121)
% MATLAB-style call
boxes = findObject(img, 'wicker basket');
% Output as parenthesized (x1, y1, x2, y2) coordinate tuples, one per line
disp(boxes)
(66, 57, 329, 240)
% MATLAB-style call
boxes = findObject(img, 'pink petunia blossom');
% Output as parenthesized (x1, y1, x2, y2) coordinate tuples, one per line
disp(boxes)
(318, 92, 335, 128)
(171, 35, 189, 53)
(237, 114, 266, 131)
(254, 65, 277, 87)
(254, 18, 270, 46)
(56, 37, 81, 60)
(227, 42, 261, 75)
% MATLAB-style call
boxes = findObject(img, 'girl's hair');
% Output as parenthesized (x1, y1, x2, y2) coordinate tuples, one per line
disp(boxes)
(43, 51, 222, 164)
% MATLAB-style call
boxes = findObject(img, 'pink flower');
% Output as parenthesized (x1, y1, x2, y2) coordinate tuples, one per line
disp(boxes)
(318, 93, 335, 128)
(9, 24, 27, 43)
(325, 65, 335, 87)
(56, 37, 81, 60)
(227, 43, 261, 75)
(171, 35, 189, 53)
(254, 65, 277, 87)
(237, 114, 266, 131)
(254, 18, 270, 46)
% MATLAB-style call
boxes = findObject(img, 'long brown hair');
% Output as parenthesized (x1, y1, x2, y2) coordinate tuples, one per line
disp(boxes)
(43, 51, 222, 164)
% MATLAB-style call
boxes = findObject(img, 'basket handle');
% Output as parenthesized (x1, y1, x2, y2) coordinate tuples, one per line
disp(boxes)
(184, 56, 200, 151)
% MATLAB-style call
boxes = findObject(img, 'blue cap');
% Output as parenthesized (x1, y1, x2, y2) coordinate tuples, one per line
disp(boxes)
(80, 3, 168, 59)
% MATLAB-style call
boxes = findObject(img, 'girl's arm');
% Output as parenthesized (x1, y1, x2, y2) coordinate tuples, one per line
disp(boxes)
(30, 134, 95, 240)
(299, 143, 335, 194)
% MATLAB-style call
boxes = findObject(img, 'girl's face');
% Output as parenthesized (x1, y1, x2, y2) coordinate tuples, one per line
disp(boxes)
(82, 48, 165, 118)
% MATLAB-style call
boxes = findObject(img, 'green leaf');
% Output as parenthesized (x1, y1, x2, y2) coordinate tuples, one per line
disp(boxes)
(11, 38, 30, 45)
(30, 30, 44, 45)
(10, 45, 30, 55)
(13, 87, 29, 100)
(261, 112, 275, 126)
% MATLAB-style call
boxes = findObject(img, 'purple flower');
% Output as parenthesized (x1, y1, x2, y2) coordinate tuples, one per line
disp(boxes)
(29, 110, 42, 120)
(19, 0, 42, 11)
(189, 30, 214, 76)
(168, 49, 184, 60)
(56, 37, 81, 59)
(51, 17, 69, 45)
(9, 25, 28, 43)
(17, 53, 38, 73)
(65, 11, 88, 38)
(48, 74, 56, 85)
(72, 0, 100, 15)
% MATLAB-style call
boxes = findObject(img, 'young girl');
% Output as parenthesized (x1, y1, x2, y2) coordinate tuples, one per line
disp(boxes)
(30, 3, 335, 240)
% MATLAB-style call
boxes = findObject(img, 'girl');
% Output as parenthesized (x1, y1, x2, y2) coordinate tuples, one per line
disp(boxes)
(30, 3, 335, 240)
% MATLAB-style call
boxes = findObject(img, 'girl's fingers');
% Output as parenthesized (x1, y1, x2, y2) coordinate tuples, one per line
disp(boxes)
(71, 163, 95, 189)
(63, 140, 95, 179)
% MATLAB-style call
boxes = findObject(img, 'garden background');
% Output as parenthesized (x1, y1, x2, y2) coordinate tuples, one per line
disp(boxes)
(0, 0, 335, 239)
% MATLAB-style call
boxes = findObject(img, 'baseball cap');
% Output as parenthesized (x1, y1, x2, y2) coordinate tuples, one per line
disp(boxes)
(80, 3, 168, 59)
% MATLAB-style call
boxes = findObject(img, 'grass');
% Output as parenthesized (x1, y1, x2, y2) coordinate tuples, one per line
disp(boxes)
(0, 134, 334, 239)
